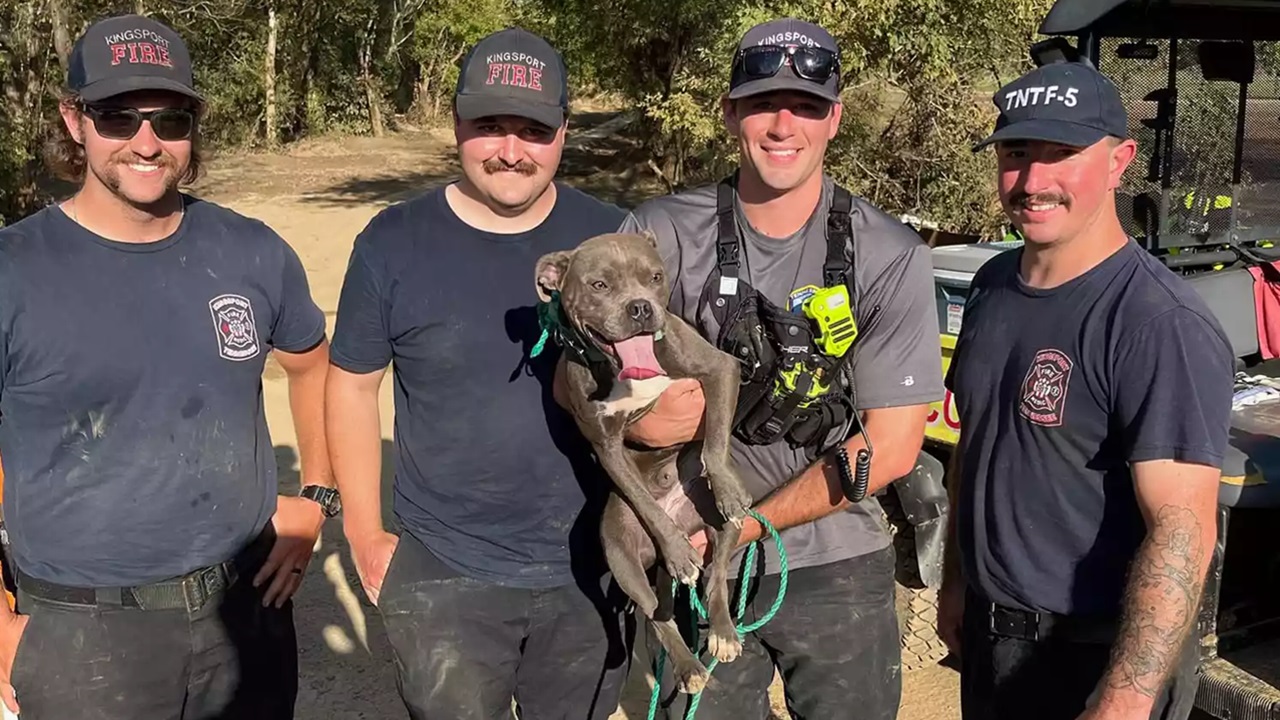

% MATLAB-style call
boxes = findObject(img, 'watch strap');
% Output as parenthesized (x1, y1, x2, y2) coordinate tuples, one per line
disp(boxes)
(300, 485, 340, 517)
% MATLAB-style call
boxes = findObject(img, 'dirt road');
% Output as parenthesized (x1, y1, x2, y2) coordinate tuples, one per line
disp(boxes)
(194, 108, 962, 719)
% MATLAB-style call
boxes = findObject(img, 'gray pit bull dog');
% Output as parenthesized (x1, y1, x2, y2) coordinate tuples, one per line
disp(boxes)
(536, 231, 755, 695)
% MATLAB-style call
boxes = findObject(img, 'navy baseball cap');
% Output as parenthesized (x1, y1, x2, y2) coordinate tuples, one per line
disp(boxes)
(728, 18, 841, 103)
(973, 60, 1128, 151)
(68, 14, 202, 103)
(455, 27, 569, 129)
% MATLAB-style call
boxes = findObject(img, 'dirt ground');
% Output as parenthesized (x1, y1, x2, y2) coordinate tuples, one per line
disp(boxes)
(191, 105, 962, 719)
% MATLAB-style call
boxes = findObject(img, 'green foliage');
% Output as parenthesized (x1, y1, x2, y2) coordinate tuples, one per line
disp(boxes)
(538, 0, 1053, 234)
(0, 0, 61, 226)
(9, 0, 1274, 241)
(812, 0, 1055, 235)
(411, 0, 518, 118)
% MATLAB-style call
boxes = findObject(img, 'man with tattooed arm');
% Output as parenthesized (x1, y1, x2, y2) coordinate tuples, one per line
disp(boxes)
(938, 59, 1234, 719)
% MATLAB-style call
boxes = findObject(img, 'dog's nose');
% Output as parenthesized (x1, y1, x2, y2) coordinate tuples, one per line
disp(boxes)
(628, 299, 654, 321)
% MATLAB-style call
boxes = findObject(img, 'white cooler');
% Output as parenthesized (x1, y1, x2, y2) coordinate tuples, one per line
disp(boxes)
(921, 240, 1020, 447)
(929, 240, 1021, 337)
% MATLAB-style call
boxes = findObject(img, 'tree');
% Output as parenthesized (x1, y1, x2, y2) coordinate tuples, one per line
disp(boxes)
(540, 0, 1054, 233)
(0, 0, 1058, 235)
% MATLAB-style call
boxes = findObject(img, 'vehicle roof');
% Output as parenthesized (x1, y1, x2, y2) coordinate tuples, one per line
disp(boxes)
(1040, 0, 1280, 41)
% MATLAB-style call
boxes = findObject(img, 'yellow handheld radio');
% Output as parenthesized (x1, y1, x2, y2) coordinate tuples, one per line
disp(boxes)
(802, 285, 858, 357)
(774, 360, 830, 408)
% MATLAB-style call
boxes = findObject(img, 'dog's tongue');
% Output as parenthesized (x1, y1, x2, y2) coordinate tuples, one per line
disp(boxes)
(614, 335, 664, 381)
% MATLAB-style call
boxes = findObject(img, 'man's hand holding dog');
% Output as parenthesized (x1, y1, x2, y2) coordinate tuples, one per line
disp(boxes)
(552, 357, 706, 447)
(350, 530, 400, 607)
(628, 379, 705, 447)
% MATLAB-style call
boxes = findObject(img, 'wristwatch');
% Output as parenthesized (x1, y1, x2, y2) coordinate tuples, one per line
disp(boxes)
(300, 485, 342, 518)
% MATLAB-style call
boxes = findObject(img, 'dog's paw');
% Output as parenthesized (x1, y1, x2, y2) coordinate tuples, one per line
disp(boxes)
(711, 473, 753, 525)
(675, 661, 710, 695)
(663, 539, 703, 586)
(708, 626, 742, 663)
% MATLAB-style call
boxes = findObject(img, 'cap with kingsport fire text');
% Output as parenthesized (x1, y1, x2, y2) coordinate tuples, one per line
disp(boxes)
(973, 60, 1128, 151)
(455, 27, 569, 129)
(68, 14, 202, 103)
(729, 18, 841, 103)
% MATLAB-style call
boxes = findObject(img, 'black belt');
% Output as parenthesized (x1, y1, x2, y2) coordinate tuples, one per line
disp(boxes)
(987, 600, 1119, 644)
(16, 525, 276, 614)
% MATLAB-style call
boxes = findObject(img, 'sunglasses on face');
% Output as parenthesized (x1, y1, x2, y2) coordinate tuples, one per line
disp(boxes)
(82, 105, 197, 142)
(734, 44, 841, 85)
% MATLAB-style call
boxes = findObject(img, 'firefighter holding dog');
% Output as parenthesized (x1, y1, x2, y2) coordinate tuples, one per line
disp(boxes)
(617, 17, 945, 719)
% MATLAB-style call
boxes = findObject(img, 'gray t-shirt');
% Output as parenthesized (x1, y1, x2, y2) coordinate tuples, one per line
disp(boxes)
(620, 175, 944, 575)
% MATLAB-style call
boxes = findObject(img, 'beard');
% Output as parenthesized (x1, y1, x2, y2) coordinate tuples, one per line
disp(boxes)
(92, 149, 184, 208)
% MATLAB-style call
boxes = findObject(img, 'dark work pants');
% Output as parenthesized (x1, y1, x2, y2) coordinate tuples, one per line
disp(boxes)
(8, 535, 298, 719)
(651, 546, 902, 720)
(960, 587, 1201, 720)
(377, 531, 634, 720)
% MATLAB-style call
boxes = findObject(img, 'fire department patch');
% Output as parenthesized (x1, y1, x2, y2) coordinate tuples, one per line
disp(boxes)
(1019, 348, 1073, 427)
(209, 294, 261, 362)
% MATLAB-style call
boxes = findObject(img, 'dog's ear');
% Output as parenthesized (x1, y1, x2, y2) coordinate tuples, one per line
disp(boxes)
(639, 228, 659, 249)
(535, 250, 573, 303)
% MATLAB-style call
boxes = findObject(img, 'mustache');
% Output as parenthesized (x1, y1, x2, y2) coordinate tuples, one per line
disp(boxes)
(483, 158, 538, 176)
(1011, 192, 1068, 208)
(111, 152, 177, 171)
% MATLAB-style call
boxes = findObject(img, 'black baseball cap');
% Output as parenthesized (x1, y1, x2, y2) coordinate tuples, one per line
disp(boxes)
(973, 60, 1128, 151)
(455, 27, 569, 129)
(68, 14, 202, 104)
(728, 18, 841, 103)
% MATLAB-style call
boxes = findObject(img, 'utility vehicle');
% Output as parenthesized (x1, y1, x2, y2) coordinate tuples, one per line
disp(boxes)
(886, 1, 1280, 716)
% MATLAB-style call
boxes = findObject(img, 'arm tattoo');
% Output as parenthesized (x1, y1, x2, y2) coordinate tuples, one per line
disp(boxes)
(1104, 504, 1206, 698)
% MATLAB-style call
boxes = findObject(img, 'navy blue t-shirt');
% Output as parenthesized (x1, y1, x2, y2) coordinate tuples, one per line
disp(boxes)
(945, 240, 1233, 616)
(0, 197, 326, 587)
(329, 183, 625, 588)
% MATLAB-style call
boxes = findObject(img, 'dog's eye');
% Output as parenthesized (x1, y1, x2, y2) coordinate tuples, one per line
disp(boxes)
(651, 271, 663, 284)
(591, 280, 608, 291)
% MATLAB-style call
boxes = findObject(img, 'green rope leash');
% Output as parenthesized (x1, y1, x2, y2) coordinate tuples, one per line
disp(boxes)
(531, 291, 562, 359)
(647, 509, 789, 720)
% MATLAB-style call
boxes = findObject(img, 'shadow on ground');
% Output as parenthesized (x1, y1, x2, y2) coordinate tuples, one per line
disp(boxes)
(292, 110, 665, 212)
(298, 171, 456, 209)
(274, 441, 409, 720)
(272, 438, 729, 720)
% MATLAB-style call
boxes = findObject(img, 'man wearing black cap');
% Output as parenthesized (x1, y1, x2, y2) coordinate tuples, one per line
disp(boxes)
(941, 59, 1234, 720)
(615, 17, 944, 719)
(0, 12, 335, 720)
(326, 26, 631, 720)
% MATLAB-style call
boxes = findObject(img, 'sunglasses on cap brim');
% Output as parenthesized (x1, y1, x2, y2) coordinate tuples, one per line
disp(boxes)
(81, 104, 198, 142)
(733, 44, 841, 84)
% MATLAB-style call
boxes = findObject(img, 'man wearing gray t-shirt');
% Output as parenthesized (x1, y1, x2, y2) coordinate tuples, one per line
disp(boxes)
(616, 17, 944, 720)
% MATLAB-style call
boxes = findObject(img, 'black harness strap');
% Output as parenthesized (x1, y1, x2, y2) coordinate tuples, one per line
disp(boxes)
(824, 185, 854, 291)
(715, 175, 857, 300)
(823, 184, 858, 392)
(715, 179, 741, 284)
(701, 174, 865, 456)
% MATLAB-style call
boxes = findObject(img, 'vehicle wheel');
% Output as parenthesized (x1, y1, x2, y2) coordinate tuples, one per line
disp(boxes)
(883, 488, 950, 673)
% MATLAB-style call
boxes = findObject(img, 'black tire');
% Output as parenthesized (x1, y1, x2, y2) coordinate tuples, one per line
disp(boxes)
(882, 487, 950, 673)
